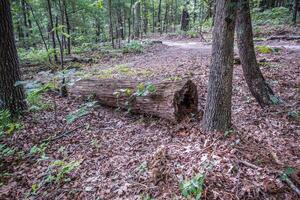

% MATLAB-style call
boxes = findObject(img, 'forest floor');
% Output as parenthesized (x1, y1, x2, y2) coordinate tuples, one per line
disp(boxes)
(1, 35, 300, 200)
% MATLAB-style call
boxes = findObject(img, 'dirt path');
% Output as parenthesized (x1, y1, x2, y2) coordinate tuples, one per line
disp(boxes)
(162, 39, 300, 54)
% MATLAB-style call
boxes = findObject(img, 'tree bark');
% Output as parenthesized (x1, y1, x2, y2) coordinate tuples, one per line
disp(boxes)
(0, 0, 27, 114)
(236, 0, 276, 108)
(158, 0, 162, 34)
(202, 0, 238, 132)
(108, 0, 114, 48)
(47, 0, 58, 62)
(72, 79, 199, 122)
(63, 0, 71, 54)
(293, 0, 299, 25)
(180, 4, 189, 31)
(142, 0, 148, 34)
(134, 1, 141, 38)
(21, 0, 29, 49)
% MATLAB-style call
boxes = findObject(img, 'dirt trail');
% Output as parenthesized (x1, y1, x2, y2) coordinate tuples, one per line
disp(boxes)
(162, 40, 300, 54)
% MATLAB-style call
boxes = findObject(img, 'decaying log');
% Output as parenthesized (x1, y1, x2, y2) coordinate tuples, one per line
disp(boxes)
(71, 78, 198, 122)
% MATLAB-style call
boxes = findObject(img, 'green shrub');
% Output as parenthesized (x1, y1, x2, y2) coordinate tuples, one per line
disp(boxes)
(123, 41, 143, 53)
(187, 29, 198, 38)
(26, 83, 55, 111)
(18, 48, 54, 64)
(179, 174, 205, 200)
(252, 7, 291, 26)
(0, 110, 21, 136)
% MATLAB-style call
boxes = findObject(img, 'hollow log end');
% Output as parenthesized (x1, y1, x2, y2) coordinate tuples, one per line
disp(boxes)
(173, 80, 198, 122)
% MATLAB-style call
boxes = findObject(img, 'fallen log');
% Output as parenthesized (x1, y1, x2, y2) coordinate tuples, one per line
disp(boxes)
(267, 35, 300, 41)
(71, 78, 198, 122)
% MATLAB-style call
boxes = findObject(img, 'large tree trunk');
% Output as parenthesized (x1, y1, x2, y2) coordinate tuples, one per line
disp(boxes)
(0, 0, 27, 114)
(293, 0, 299, 25)
(236, 0, 276, 108)
(202, 0, 237, 132)
(72, 79, 199, 122)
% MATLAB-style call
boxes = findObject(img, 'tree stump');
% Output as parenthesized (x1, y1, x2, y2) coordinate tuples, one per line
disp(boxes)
(71, 78, 198, 122)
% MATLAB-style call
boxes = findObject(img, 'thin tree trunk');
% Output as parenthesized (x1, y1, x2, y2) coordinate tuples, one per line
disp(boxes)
(21, 0, 29, 49)
(63, 0, 71, 54)
(0, 0, 27, 114)
(202, 0, 238, 132)
(108, 0, 114, 48)
(236, 0, 276, 107)
(25, 1, 50, 63)
(142, 0, 148, 34)
(47, 0, 58, 62)
(55, 17, 67, 97)
(134, 1, 141, 38)
(293, 0, 299, 24)
(158, 0, 162, 34)
(152, 0, 155, 33)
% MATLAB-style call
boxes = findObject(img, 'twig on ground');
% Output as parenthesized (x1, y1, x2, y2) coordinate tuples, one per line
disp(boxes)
(238, 160, 300, 196)
(41, 124, 85, 143)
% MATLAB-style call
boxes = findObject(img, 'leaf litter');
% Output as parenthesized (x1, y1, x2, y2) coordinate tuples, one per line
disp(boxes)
(0, 39, 299, 200)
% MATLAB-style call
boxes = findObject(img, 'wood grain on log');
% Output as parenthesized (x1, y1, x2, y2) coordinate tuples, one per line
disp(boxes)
(71, 78, 198, 122)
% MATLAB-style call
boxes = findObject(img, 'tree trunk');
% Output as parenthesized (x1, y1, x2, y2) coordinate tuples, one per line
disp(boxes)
(142, 0, 148, 34)
(134, 1, 141, 38)
(293, 0, 299, 25)
(47, 0, 58, 62)
(236, 0, 276, 108)
(0, 0, 27, 114)
(108, 0, 114, 48)
(152, 0, 155, 33)
(63, 0, 71, 54)
(202, 0, 238, 132)
(180, 5, 189, 31)
(158, 0, 162, 34)
(21, 0, 29, 49)
(55, 16, 68, 97)
(72, 79, 199, 122)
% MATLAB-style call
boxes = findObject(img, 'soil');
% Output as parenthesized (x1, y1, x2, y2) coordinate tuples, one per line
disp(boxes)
(0, 36, 299, 200)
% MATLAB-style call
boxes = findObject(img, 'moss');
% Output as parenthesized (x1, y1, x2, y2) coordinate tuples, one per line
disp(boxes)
(255, 45, 280, 54)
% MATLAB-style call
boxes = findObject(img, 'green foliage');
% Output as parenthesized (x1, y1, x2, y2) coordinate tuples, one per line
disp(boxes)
(26, 83, 55, 112)
(179, 174, 205, 200)
(65, 101, 97, 124)
(29, 142, 48, 158)
(0, 144, 16, 158)
(18, 48, 54, 64)
(0, 110, 21, 136)
(287, 111, 300, 121)
(47, 160, 81, 183)
(123, 41, 143, 53)
(252, 7, 291, 26)
(280, 167, 295, 181)
(186, 29, 198, 38)
(134, 82, 156, 97)
(142, 194, 153, 200)
(255, 45, 280, 54)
